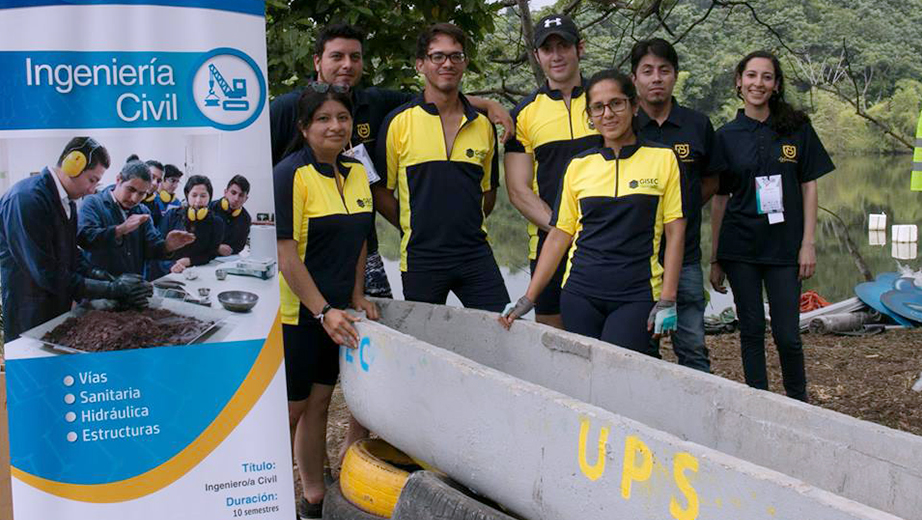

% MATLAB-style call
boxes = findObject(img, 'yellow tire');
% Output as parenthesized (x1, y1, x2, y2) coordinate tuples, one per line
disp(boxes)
(340, 439, 416, 517)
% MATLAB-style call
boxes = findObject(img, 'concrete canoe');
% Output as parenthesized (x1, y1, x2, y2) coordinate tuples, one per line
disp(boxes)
(340, 300, 922, 520)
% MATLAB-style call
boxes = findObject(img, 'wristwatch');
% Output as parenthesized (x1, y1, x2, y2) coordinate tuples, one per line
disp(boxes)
(314, 304, 332, 324)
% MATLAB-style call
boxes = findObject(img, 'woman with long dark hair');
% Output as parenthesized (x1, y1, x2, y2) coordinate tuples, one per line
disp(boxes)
(709, 51, 835, 402)
(273, 86, 378, 518)
(501, 69, 685, 354)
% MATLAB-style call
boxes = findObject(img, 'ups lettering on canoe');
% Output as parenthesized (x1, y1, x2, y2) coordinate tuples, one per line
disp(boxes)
(577, 418, 702, 520)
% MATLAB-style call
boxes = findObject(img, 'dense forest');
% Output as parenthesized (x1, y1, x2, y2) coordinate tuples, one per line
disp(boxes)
(266, 0, 922, 155)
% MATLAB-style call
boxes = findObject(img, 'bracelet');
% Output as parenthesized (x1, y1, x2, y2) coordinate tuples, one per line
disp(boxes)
(314, 303, 332, 324)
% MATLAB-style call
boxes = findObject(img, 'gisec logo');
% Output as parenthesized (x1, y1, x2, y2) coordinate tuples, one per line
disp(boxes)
(190, 48, 266, 131)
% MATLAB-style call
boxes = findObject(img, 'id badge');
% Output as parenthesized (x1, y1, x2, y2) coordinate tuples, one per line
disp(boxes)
(343, 143, 381, 184)
(755, 175, 784, 224)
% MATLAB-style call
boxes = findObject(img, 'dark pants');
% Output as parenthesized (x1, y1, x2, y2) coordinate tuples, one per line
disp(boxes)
(650, 263, 711, 372)
(560, 290, 656, 355)
(722, 260, 807, 402)
(401, 255, 510, 312)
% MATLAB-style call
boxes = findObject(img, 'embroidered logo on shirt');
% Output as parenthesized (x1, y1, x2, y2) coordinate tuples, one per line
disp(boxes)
(780, 145, 797, 163)
(465, 148, 487, 160)
(674, 143, 690, 159)
(629, 178, 659, 189)
(356, 197, 372, 208)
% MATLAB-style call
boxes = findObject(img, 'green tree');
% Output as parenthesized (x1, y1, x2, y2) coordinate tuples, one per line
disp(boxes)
(265, 0, 501, 97)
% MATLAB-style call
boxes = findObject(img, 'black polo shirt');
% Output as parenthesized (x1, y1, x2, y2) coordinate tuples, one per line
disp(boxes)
(711, 110, 834, 265)
(637, 101, 714, 265)
(269, 85, 413, 166)
(269, 85, 413, 257)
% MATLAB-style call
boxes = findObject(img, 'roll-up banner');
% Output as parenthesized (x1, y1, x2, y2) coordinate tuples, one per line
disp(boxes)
(0, 2, 294, 518)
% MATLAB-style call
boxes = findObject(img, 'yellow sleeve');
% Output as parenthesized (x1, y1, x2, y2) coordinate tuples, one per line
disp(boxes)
(662, 153, 684, 224)
(551, 160, 579, 235)
(292, 169, 307, 243)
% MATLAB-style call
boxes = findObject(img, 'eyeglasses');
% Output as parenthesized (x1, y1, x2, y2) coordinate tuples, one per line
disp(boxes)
(308, 81, 349, 94)
(426, 52, 466, 65)
(587, 98, 631, 116)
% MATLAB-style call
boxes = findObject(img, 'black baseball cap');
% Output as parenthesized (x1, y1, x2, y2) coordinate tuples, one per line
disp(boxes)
(534, 14, 580, 47)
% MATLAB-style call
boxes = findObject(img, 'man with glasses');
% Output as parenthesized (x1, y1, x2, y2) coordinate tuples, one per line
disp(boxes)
(270, 23, 513, 301)
(632, 38, 716, 372)
(374, 23, 510, 312)
(504, 13, 599, 329)
(0, 137, 153, 341)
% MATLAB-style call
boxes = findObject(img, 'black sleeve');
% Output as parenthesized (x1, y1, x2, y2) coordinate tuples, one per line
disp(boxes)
(274, 160, 296, 240)
(799, 123, 835, 183)
(380, 88, 415, 113)
(709, 131, 733, 195)
(700, 118, 717, 177)
(269, 90, 301, 166)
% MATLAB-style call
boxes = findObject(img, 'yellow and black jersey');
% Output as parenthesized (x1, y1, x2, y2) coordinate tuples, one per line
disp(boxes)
(274, 146, 374, 326)
(551, 142, 685, 302)
(375, 93, 499, 272)
(505, 80, 600, 259)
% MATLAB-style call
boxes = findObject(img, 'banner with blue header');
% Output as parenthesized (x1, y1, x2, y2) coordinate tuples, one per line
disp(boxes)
(0, 2, 293, 519)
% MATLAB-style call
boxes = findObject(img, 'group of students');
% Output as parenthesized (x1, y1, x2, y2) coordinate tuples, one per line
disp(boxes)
(0, 137, 254, 342)
(270, 16, 833, 517)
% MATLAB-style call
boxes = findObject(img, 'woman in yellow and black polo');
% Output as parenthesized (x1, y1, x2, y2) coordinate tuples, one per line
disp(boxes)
(273, 87, 377, 518)
(501, 70, 686, 354)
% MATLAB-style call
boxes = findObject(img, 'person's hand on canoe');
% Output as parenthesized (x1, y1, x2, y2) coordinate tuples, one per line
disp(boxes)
(498, 296, 534, 330)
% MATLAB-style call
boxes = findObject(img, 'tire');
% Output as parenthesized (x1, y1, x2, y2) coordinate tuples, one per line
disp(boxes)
(392, 471, 519, 520)
(340, 439, 419, 517)
(323, 480, 387, 520)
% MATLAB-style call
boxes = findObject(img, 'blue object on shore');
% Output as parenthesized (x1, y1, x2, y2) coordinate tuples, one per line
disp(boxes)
(855, 272, 913, 326)
(881, 277, 922, 324)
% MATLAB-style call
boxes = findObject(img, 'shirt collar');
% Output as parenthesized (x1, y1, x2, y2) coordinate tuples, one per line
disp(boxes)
(596, 139, 647, 161)
(47, 166, 74, 217)
(636, 98, 686, 129)
(107, 185, 130, 215)
(301, 145, 353, 179)
(734, 108, 772, 130)
(539, 76, 587, 101)
(415, 92, 479, 124)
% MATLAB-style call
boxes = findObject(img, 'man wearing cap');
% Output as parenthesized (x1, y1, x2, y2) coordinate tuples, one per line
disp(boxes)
(270, 23, 514, 301)
(632, 38, 716, 372)
(504, 13, 599, 329)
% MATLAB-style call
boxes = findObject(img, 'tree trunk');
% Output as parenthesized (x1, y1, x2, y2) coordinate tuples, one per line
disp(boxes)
(516, 0, 546, 87)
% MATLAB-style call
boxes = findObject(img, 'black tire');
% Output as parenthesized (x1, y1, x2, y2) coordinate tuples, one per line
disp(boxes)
(323, 480, 388, 520)
(392, 471, 519, 520)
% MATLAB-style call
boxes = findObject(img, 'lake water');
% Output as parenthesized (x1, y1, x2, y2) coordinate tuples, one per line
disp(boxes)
(376, 155, 918, 313)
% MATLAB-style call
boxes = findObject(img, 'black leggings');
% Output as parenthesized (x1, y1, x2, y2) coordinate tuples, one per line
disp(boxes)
(722, 261, 807, 402)
(560, 290, 656, 356)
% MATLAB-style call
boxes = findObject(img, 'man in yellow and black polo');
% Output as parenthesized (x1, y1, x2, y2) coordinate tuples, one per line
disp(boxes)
(504, 13, 599, 329)
(374, 23, 509, 311)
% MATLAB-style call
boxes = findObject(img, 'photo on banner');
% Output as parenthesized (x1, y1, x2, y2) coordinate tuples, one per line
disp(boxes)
(0, 2, 294, 519)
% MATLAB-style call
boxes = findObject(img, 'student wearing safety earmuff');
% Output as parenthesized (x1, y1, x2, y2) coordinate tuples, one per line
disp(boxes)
(148, 174, 225, 279)
(154, 163, 183, 216)
(0, 137, 153, 341)
(210, 174, 252, 256)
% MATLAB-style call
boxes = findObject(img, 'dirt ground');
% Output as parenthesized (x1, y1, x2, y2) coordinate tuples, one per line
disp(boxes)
(321, 327, 922, 478)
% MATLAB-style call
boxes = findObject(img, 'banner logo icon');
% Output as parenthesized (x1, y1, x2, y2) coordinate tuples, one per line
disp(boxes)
(191, 48, 265, 131)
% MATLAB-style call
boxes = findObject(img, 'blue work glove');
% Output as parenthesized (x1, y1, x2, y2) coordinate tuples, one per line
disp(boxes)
(648, 299, 677, 335)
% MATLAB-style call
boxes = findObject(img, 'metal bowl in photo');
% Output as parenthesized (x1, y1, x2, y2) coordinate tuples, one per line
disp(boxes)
(217, 291, 259, 313)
